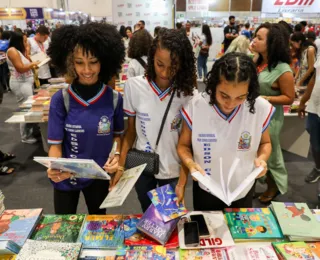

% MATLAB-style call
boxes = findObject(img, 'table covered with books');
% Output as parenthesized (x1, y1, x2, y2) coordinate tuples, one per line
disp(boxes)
(1, 176, 320, 260)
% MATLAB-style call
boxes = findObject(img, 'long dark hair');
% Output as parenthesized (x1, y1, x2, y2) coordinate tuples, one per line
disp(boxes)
(146, 28, 196, 97)
(202, 24, 212, 46)
(291, 32, 317, 60)
(128, 29, 153, 59)
(8, 32, 25, 54)
(119, 25, 126, 38)
(206, 52, 259, 114)
(255, 23, 291, 71)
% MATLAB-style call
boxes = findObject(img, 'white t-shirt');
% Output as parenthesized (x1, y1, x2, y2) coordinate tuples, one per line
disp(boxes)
(124, 75, 196, 179)
(28, 37, 51, 79)
(315, 39, 320, 59)
(127, 56, 147, 78)
(306, 58, 320, 117)
(181, 93, 275, 201)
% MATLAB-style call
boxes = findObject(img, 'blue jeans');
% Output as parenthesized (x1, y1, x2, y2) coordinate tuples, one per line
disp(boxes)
(306, 113, 320, 152)
(197, 54, 208, 78)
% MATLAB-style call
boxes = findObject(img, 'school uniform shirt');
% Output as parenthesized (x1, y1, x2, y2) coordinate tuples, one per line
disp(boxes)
(48, 84, 124, 191)
(124, 75, 196, 179)
(181, 92, 275, 201)
(28, 37, 51, 79)
(307, 58, 320, 117)
(127, 56, 148, 78)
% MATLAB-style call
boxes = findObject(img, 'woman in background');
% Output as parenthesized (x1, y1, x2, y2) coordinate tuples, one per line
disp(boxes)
(197, 24, 212, 82)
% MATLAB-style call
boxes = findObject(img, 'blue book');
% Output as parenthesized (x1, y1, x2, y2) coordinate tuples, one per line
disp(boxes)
(137, 204, 179, 245)
(147, 184, 187, 222)
(0, 209, 43, 247)
(77, 215, 124, 249)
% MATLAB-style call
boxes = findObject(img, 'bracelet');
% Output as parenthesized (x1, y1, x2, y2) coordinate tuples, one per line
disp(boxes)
(118, 166, 125, 172)
(115, 152, 120, 156)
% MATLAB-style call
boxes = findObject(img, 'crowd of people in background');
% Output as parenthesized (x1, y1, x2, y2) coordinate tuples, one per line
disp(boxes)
(0, 16, 320, 212)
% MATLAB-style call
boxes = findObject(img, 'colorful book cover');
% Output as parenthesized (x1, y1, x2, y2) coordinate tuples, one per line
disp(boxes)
(125, 245, 166, 260)
(308, 243, 320, 258)
(0, 209, 43, 247)
(227, 245, 278, 260)
(179, 248, 229, 260)
(147, 184, 187, 222)
(271, 202, 320, 238)
(16, 239, 81, 260)
(123, 214, 179, 248)
(0, 240, 21, 255)
(178, 211, 235, 249)
(166, 250, 175, 260)
(78, 215, 124, 249)
(273, 242, 315, 260)
(0, 256, 16, 260)
(31, 214, 85, 242)
(137, 204, 179, 245)
(224, 208, 283, 240)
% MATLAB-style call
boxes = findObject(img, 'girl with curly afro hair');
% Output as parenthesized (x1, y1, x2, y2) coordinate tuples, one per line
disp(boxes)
(251, 23, 295, 204)
(112, 28, 197, 212)
(177, 52, 274, 210)
(46, 22, 125, 215)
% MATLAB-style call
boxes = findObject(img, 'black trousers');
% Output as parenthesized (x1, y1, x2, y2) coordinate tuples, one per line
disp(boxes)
(54, 179, 109, 215)
(193, 180, 255, 211)
(135, 175, 179, 212)
(39, 78, 50, 86)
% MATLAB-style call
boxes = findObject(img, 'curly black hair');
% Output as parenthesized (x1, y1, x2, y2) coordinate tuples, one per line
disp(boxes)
(291, 32, 317, 60)
(255, 23, 291, 72)
(128, 29, 153, 59)
(205, 52, 259, 114)
(47, 22, 125, 84)
(145, 28, 196, 97)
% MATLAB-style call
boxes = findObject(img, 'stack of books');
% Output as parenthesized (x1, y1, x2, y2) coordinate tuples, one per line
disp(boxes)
(42, 100, 50, 121)
(0, 190, 4, 215)
(47, 83, 68, 97)
(0, 240, 21, 255)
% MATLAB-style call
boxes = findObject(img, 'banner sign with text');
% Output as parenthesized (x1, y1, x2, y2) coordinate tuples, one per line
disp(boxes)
(262, 0, 320, 13)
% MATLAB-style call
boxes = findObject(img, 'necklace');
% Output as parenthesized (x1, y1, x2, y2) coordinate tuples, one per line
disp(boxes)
(257, 63, 268, 75)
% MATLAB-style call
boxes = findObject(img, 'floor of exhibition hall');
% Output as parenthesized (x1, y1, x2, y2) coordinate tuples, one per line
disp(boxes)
(0, 86, 319, 214)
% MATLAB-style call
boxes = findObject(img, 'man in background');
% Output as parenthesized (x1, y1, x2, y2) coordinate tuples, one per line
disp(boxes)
(223, 15, 239, 53)
(137, 20, 145, 30)
(28, 25, 51, 85)
(241, 23, 252, 40)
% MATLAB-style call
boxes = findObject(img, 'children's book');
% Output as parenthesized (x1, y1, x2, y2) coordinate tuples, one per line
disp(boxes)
(31, 214, 85, 242)
(273, 241, 315, 260)
(123, 215, 179, 248)
(271, 202, 320, 239)
(308, 243, 320, 259)
(125, 245, 166, 260)
(33, 157, 110, 180)
(227, 244, 278, 260)
(77, 215, 124, 249)
(147, 184, 187, 222)
(166, 250, 176, 260)
(0, 240, 21, 255)
(0, 256, 16, 260)
(78, 249, 116, 260)
(178, 211, 234, 249)
(0, 208, 43, 247)
(16, 239, 82, 260)
(191, 158, 263, 206)
(99, 164, 146, 208)
(179, 247, 229, 260)
(137, 204, 179, 245)
(224, 208, 283, 240)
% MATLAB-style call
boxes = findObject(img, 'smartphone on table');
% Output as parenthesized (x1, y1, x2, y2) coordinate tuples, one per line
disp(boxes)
(190, 214, 210, 237)
(184, 221, 200, 247)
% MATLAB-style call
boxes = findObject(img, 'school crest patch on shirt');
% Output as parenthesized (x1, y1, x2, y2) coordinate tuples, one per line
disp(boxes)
(171, 114, 182, 132)
(98, 116, 111, 135)
(238, 131, 251, 151)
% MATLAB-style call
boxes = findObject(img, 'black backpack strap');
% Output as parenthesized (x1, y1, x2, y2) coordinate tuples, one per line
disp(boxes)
(136, 57, 147, 70)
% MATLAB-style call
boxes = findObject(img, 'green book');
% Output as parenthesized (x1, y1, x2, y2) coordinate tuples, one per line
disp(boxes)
(272, 241, 314, 259)
(224, 208, 283, 240)
(271, 202, 320, 238)
(31, 214, 86, 242)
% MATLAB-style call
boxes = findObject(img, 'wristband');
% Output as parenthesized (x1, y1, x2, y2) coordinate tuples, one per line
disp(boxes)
(118, 166, 125, 172)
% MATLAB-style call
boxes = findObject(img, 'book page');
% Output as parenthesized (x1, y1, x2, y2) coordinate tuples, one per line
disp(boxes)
(191, 171, 227, 204)
(219, 158, 228, 204)
(37, 57, 51, 67)
(228, 166, 263, 203)
(30, 52, 47, 62)
(227, 158, 240, 202)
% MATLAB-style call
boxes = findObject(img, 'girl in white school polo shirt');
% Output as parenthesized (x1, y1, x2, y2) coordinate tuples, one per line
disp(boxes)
(178, 52, 274, 210)
(112, 28, 197, 212)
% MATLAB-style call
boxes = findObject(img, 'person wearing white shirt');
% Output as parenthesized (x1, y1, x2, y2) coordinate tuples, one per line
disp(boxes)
(298, 58, 320, 183)
(28, 25, 51, 85)
(112, 28, 197, 212)
(127, 29, 152, 78)
(177, 53, 273, 210)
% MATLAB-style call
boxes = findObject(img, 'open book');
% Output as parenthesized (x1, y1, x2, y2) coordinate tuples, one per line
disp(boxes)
(30, 52, 51, 67)
(34, 157, 111, 180)
(191, 158, 263, 206)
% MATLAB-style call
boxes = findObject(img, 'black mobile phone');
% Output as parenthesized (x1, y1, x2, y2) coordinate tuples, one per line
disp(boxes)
(184, 221, 200, 247)
(190, 214, 210, 237)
